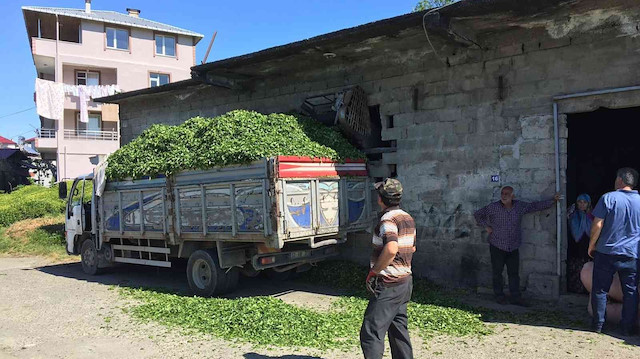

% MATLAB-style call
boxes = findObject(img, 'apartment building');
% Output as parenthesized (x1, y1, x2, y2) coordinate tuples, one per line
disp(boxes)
(22, 0, 203, 181)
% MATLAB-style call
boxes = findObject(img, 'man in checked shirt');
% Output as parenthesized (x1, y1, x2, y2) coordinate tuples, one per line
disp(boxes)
(474, 186, 561, 306)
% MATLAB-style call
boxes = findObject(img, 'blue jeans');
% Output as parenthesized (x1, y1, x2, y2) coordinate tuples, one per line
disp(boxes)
(591, 252, 638, 331)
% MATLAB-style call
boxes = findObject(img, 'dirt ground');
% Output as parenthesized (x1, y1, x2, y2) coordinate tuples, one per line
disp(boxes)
(1, 256, 639, 359)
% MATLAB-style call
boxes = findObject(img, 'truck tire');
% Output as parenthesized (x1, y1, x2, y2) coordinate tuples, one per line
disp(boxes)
(80, 239, 102, 275)
(218, 267, 240, 294)
(187, 250, 224, 297)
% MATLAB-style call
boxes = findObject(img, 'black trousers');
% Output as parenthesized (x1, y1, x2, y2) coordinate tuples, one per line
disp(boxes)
(360, 277, 413, 359)
(490, 244, 521, 299)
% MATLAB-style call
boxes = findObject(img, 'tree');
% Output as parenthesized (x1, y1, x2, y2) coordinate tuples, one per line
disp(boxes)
(31, 158, 57, 186)
(414, 0, 460, 12)
(0, 150, 31, 192)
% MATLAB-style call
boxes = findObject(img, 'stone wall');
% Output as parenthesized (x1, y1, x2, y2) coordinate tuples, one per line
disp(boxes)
(116, 7, 640, 298)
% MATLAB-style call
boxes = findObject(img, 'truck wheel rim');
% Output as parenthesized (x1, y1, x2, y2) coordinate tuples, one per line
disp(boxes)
(193, 258, 212, 289)
(83, 246, 96, 267)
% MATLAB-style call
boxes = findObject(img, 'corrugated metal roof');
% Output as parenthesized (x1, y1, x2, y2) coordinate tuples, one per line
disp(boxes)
(22, 6, 204, 41)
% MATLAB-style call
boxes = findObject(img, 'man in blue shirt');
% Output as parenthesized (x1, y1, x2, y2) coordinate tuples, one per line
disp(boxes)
(589, 167, 640, 335)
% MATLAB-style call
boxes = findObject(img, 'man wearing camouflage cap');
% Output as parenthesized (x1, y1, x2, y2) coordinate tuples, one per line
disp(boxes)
(360, 178, 416, 359)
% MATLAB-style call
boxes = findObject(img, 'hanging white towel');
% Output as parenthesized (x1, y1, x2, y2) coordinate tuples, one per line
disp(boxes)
(78, 85, 89, 123)
(35, 78, 64, 121)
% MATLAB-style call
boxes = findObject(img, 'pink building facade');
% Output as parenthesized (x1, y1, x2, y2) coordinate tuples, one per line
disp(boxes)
(23, 1, 203, 181)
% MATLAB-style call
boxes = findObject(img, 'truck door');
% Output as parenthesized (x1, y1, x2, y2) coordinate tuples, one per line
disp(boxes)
(65, 179, 85, 253)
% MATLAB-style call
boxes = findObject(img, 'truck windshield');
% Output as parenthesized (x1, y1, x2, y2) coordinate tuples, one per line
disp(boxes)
(69, 179, 93, 206)
(70, 180, 84, 206)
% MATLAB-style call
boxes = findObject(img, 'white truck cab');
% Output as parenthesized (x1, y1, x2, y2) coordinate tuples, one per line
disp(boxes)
(60, 174, 107, 274)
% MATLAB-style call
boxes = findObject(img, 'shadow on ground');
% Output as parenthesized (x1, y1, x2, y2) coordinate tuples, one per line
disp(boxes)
(35, 260, 348, 300)
(34, 260, 640, 347)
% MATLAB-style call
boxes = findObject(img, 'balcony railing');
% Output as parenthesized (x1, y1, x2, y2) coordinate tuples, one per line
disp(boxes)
(36, 128, 56, 139)
(64, 129, 119, 141)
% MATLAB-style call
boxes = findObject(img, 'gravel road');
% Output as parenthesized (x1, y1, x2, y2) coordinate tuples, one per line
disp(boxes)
(1, 256, 639, 359)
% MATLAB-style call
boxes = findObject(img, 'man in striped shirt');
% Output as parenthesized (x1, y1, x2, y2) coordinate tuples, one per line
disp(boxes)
(360, 178, 415, 359)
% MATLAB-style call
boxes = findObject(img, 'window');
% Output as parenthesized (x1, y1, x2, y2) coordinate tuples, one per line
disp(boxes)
(76, 71, 99, 86)
(150, 73, 170, 87)
(155, 35, 175, 56)
(77, 113, 102, 134)
(106, 27, 129, 50)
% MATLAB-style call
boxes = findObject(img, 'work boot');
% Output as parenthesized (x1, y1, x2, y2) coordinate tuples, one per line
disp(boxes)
(592, 322, 603, 334)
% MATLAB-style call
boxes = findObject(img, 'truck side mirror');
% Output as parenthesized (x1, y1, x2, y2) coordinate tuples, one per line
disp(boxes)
(58, 182, 67, 199)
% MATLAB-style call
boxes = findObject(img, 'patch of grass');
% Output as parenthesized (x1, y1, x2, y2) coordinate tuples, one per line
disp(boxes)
(0, 185, 65, 226)
(0, 216, 70, 259)
(119, 261, 491, 350)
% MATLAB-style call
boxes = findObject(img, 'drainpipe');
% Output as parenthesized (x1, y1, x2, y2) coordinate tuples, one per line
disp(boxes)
(553, 103, 561, 277)
(64, 146, 67, 181)
(55, 14, 61, 182)
(552, 84, 640, 282)
(55, 14, 60, 82)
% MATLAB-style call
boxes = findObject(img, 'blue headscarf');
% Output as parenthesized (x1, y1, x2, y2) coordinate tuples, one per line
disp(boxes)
(570, 193, 592, 242)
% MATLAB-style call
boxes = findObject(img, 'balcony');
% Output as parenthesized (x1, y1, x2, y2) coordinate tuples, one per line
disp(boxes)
(63, 129, 119, 141)
(36, 128, 119, 152)
(35, 128, 57, 151)
(37, 128, 56, 138)
(31, 37, 57, 58)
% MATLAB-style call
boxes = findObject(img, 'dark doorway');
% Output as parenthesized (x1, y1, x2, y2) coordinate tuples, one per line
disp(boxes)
(565, 106, 640, 293)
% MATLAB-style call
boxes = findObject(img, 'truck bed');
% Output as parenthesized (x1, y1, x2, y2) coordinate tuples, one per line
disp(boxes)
(99, 156, 371, 250)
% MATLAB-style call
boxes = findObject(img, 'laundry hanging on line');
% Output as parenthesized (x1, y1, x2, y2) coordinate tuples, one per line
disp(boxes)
(72, 84, 120, 123)
(35, 79, 120, 123)
(35, 78, 65, 121)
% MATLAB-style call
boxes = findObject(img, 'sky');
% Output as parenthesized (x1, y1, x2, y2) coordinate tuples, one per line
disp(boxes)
(0, 0, 419, 142)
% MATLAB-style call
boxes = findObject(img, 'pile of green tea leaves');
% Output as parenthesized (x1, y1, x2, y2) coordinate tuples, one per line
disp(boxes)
(106, 110, 365, 180)
(119, 261, 492, 350)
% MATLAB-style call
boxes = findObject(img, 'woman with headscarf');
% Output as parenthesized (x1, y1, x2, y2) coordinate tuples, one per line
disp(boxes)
(567, 193, 594, 293)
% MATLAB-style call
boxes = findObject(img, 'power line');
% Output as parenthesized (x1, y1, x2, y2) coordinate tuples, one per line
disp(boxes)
(3, 128, 37, 143)
(0, 106, 36, 120)
(10, 129, 37, 139)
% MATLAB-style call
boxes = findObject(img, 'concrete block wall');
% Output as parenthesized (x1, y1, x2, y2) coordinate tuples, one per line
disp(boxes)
(117, 12, 640, 298)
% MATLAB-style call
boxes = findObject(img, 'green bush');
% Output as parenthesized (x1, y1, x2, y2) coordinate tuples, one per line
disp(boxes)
(0, 185, 65, 226)
(106, 110, 365, 180)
